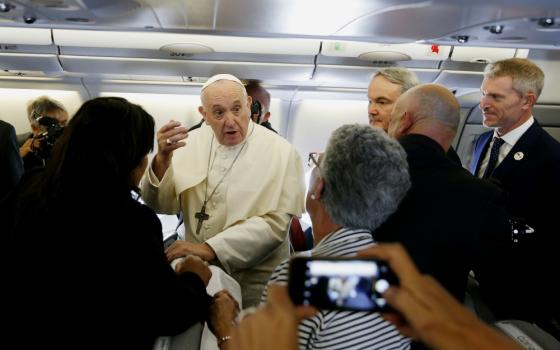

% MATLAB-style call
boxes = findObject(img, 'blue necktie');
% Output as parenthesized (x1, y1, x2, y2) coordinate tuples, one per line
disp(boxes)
(482, 137, 505, 178)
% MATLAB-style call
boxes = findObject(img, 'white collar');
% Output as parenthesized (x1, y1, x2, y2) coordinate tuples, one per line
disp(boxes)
(493, 116, 534, 146)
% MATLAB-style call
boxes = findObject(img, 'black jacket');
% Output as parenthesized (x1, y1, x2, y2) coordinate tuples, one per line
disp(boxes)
(2, 183, 211, 349)
(375, 134, 513, 303)
(470, 121, 560, 324)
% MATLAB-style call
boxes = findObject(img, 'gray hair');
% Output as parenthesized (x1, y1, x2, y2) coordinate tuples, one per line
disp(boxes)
(484, 58, 544, 98)
(374, 67, 420, 94)
(27, 96, 67, 125)
(321, 124, 411, 231)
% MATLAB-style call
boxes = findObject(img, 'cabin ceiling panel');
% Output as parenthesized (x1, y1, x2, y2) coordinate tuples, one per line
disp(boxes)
(529, 50, 560, 104)
(0, 1, 557, 49)
(433, 70, 484, 89)
(432, 14, 560, 49)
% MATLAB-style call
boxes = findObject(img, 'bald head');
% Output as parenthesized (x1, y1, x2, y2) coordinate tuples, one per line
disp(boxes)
(388, 84, 460, 150)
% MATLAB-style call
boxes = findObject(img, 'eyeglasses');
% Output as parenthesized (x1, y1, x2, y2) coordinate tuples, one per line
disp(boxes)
(307, 152, 322, 170)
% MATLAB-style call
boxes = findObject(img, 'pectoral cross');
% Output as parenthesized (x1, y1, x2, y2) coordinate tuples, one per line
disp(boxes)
(195, 204, 210, 234)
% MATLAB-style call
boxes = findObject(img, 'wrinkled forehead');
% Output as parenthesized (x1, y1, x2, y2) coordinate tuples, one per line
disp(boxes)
(481, 75, 515, 92)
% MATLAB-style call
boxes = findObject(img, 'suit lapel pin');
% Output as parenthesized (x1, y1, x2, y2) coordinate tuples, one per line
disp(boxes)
(514, 152, 524, 161)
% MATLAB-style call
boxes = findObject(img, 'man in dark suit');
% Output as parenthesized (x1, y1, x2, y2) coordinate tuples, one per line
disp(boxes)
(470, 58, 560, 338)
(0, 120, 23, 200)
(374, 83, 513, 314)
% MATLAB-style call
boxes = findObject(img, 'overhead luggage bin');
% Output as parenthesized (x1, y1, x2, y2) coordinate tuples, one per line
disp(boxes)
(450, 46, 524, 63)
(52, 30, 321, 56)
(58, 55, 314, 81)
(0, 53, 63, 75)
(0, 27, 52, 45)
(321, 41, 451, 61)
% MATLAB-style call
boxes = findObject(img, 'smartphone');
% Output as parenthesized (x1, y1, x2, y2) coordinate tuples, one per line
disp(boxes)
(288, 256, 397, 312)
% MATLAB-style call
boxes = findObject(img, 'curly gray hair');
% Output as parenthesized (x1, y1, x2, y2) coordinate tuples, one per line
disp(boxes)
(320, 124, 411, 231)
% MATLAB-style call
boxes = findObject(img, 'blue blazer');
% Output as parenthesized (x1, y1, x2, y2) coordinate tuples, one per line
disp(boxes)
(470, 121, 560, 323)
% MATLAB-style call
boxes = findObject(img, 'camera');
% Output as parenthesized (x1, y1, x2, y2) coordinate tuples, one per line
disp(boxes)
(34, 116, 64, 160)
(250, 100, 262, 124)
(288, 257, 397, 312)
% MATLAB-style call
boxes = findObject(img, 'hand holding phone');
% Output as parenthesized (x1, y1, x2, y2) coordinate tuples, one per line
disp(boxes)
(288, 257, 397, 312)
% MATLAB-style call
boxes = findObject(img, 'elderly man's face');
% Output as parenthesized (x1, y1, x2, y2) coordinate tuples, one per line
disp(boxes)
(199, 80, 251, 146)
(368, 75, 403, 131)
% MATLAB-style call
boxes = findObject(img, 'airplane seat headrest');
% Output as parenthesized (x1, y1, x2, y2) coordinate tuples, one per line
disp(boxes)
(464, 273, 496, 323)
(495, 320, 560, 349)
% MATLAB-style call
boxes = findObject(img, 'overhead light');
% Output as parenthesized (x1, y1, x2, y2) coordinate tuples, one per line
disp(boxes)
(538, 17, 555, 27)
(455, 35, 469, 44)
(358, 51, 411, 62)
(0, 2, 13, 12)
(23, 15, 37, 24)
(160, 43, 214, 55)
(485, 25, 504, 34)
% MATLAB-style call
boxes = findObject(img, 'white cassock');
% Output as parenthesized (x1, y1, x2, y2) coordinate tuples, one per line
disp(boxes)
(142, 122, 305, 307)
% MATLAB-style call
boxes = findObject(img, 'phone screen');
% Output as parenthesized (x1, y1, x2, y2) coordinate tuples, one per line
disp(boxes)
(289, 257, 396, 312)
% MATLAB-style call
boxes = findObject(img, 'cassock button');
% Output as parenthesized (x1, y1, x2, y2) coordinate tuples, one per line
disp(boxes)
(514, 152, 524, 161)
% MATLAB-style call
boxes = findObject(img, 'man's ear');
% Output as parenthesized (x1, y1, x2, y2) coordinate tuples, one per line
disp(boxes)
(198, 106, 209, 124)
(398, 112, 414, 135)
(261, 111, 271, 123)
(522, 93, 537, 110)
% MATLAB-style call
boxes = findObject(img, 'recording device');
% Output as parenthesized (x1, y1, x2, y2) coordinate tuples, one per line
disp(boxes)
(250, 100, 262, 124)
(288, 256, 397, 312)
(33, 116, 65, 160)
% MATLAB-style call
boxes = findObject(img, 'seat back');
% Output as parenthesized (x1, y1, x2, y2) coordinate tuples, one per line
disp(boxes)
(288, 216, 313, 253)
(495, 320, 560, 350)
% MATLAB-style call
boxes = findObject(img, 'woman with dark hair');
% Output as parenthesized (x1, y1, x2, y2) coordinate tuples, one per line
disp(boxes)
(2, 97, 212, 349)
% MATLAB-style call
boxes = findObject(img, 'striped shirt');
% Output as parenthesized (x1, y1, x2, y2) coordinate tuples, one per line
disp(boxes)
(263, 227, 411, 350)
